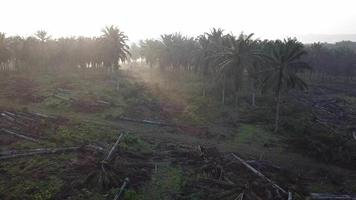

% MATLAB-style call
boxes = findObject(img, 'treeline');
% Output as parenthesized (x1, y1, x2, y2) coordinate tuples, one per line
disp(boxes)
(0, 26, 130, 72)
(134, 29, 312, 131)
(133, 29, 356, 131)
(305, 42, 356, 81)
(136, 31, 356, 81)
(1, 27, 356, 131)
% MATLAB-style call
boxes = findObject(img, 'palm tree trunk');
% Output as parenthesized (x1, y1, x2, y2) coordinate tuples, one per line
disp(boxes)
(251, 79, 256, 107)
(235, 90, 239, 107)
(274, 91, 281, 132)
(234, 76, 240, 108)
(222, 74, 226, 105)
(202, 76, 206, 97)
(274, 68, 283, 132)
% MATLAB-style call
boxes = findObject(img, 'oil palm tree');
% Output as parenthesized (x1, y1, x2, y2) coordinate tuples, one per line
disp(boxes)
(0, 33, 11, 70)
(214, 33, 259, 107)
(35, 30, 50, 42)
(262, 38, 311, 132)
(101, 25, 130, 72)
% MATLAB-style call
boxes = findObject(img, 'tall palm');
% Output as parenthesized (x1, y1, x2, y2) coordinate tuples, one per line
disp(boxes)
(262, 38, 311, 132)
(35, 30, 50, 42)
(214, 33, 259, 107)
(101, 25, 130, 71)
(0, 33, 11, 70)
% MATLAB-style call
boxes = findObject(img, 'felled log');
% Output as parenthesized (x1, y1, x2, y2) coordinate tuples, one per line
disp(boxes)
(197, 178, 236, 189)
(5, 111, 35, 122)
(0, 145, 99, 156)
(1, 112, 16, 122)
(102, 133, 124, 163)
(231, 153, 288, 195)
(53, 94, 73, 101)
(310, 193, 356, 199)
(0, 146, 79, 160)
(32, 112, 56, 119)
(235, 192, 244, 200)
(117, 116, 172, 126)
(288, 192, 293, 200)
(86, 144, 105, 153)
(56, 88, 72, 93)
(113, 177, 130, 200)
(96, 100, 111, 106)
(0, 128, 41, 143)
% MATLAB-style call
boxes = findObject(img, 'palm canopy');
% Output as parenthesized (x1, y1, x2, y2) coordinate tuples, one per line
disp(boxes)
(101, 25, 130, 68)
(35, 30, 50, 42)
(214, 33, 260, 86)
(261, 38, 311, 93)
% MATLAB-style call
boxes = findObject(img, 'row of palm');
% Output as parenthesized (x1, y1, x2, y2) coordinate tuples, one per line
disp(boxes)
(138, 29, 311, 131)
(304, 42, 356, 81)
(0, 26, 130, 72)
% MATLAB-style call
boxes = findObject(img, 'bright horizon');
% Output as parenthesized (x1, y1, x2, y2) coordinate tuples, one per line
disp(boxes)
(2, 0, 356, 43)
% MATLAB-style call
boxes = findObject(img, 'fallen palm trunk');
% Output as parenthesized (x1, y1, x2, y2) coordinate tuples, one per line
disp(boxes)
(113, 177, 130, 200)
(310, 193, 356, 199)
(96, 100, 111, 106)
(1, 112, 16, 121)
(0, 128, 41, 143)
(53, 94, 74, 102)
(0, 146, 79, 160)
(32, 112, 56, 119)
(4, 111, 35, 122)
(117, 117, 173, 126)
(231, 153, 288, 195)
(0, 146, 98, 156)
(102, 133, 124, 163)
(197, 178, 236, 188)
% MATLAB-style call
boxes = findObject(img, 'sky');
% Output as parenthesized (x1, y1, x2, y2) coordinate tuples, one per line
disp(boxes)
(1, 0, 356, 43)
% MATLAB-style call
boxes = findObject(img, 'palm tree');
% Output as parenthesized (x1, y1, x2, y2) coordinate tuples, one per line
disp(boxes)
(139, 39, 163, 69)
(214, 33, 259, 107)
(101, 25, 130, 72)
(262, 38, 311, 132)
(35, 30, 50, 42)
(0, 33, 11, 71)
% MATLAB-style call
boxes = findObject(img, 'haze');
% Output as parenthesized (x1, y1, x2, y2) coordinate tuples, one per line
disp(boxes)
(2, 0, 356, 43)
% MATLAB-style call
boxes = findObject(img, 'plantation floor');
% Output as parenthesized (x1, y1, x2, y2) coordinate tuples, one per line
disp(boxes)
(0, 69, 355, 199)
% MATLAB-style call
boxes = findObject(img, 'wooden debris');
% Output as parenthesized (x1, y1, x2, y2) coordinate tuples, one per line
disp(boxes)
(0, 146, 79, 160)
(197, 178, 236, 188)
(96, 100, 111, 106)
(234, 192, 244, 200)
(53, 94, 73, 101)
(0, 128, 41, 143)
(288, 192, 293, 200)
(113, 177, 130, 200)
(117, 116, 172, 126)
(310, 193, 356, 199)
(32, 112, 56, 119)
(86, 144, 105, 153)
(231, 153, 288, 195)
(102, 133, 124, 163)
